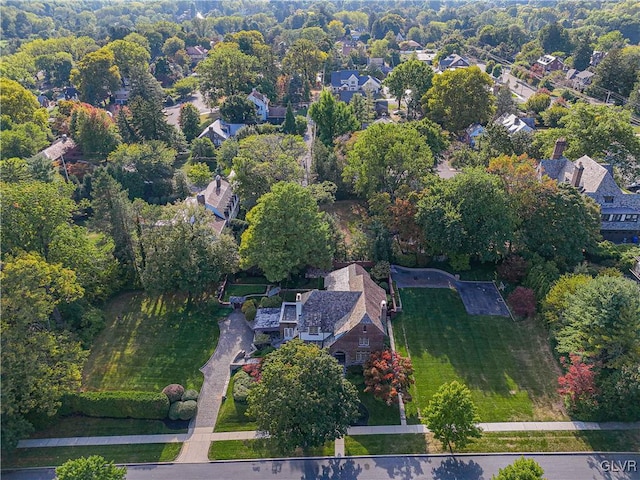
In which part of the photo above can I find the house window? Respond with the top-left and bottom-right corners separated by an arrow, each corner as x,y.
604,196 -> 614,203
309,326 -> 319,335
359,337 -> 369,347
601,214 -> 610,222
625,214 -> 639,222
355,351 -> 369,363
362,325 -> 367,333
284,328 -> 294,339
612,214 -> 622,222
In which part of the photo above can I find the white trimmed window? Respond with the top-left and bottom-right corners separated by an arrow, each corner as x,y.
355,351 -> 370,363
359,337 -> 369,347
284,328 -> 294,338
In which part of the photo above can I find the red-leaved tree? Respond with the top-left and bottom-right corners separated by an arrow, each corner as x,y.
497,255 -> 529,284
242,361 -> 263,382
507,286 -> 537,318
557,354 -> 599,416
363,350 -> 414,405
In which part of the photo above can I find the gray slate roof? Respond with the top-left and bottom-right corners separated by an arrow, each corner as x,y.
254,308 -> 282,331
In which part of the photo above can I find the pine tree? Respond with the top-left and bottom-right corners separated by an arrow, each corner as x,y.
282,102 -> 296,134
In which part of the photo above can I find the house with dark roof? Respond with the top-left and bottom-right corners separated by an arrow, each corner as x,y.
253,264 -> 388,366
538,140 -> 640,243
190,174 -> 240,234
186,45 -> 208,63
330,70 -> 381,103
535,55 -> 564,73
198,119 -> 245,146
437,54 -> 470,71
247,88 -> 269,121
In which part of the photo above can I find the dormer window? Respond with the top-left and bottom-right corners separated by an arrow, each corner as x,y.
362,325 -> 367,333
604,196 -> 614,203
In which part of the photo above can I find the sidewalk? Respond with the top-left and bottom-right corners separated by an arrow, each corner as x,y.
18,421 -> 640,449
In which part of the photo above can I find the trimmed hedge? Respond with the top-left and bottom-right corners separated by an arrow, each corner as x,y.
232,370 -> 252,404
61,391 -> 170,420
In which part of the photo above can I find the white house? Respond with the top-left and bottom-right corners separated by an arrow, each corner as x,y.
247,88 -> 270,121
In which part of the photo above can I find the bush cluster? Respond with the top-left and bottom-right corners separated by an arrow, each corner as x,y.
162,384 -> 185,403
61,391 -> 169,419
259,295 -> 283,308
242,299 -> 257,321
168,400 -> 197,421
232,370 -> 253,404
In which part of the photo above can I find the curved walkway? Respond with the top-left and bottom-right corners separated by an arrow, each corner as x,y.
175,310 -> 254,463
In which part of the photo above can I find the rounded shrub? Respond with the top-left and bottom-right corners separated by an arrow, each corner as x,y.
178,400 -> 198,420
243,303 -> 257,322
181,389 -> 199,402
168,401 -> 182,421
232,370 -> 253,404
162,384 -> 185,404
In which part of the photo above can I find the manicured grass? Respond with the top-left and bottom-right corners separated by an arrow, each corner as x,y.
345,434 -> 427,456
345,368 -> 400,426
209,439 -> 334,460
395,288 -> 565,422
457,430 -> 640,453
83,292 -> 229,392
222,284 -> 268,302
30,416 -> 187,439
233,275 -> 270,284
344,430 -> 640,455
214,376 -> 258,432
3,443 -> 182,468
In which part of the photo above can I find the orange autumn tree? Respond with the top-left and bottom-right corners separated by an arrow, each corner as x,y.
363,350 -> 415,405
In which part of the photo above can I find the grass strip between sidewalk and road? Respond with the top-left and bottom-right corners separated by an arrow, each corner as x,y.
344,430 -> 640,455
3,443 -> 182,469
209,439 -> 334,460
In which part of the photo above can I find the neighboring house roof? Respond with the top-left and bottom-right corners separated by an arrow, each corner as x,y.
267,105 -> 287,119
254,308 -> 282,331
200,176 -> 234,220
247,88 -> 267,104
496,113 -> 534,135
40,136 -> 77,160
575,71 -> 594,82
414,50 -> 437,63
438,54 -> 469,70
537,54 -> 558,66
186,45 -> 208,56
198,119 -> 244,141
565,68 -> 578,80
331,70 -> 359,87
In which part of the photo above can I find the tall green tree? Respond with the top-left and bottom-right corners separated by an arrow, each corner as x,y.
127,68 -> 174,144
416,168 -> 515,263
247,340 -> 359,453
220,94 -> 258,124
1,181 -> 76,259
70,103 -> 121,159
106,39 -> 151,78
187,162 -> 212,188
1,252 -> 86,450
196,43 -> 258,104
282,103 -> 296,134
309,89 -> 359,146
349,93 -> 375,128
424,381 -> 482,453
240,182 -> 333,282
383,59 -> 434,118
179,103 -> 201,142
422,66 -> 495,134
70,47 -> 121,106
0,78 -> 40,124
556,276 -> 640,369
343,122 -> 434,200
90,170 -> 139,283
282,39 -> 327,90
141,206 -> 239,301
55,455 -> 126,480
231,134 -> 305,210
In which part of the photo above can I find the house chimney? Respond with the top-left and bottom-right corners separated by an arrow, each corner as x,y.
196,194 -> 205,205
551,138 -> 567,160
215,174 -> 221,190
380,300 -> 388,321
62,134 -> 68,142
295,293 -> 302,319
572,161 -> 584,188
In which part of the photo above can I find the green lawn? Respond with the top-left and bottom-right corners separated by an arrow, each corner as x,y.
222,284 -> 268,302
209,439 -> 334,460
345,434 -> 427,456
345,368 -> 401,426
395,288 -> 565,422
344,430 -> 640,455
2,443 -> 182,469
214,376 -> 258,432
30,416 -> 187,439
458,430 -> 640,453
83,292 -> 229,392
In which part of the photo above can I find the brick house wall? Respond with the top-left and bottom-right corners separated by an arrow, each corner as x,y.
330,322 -> 386,366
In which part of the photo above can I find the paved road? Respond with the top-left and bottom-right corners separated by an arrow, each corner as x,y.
163,91 -> 213,127
4,454 -> 639,480
175,311 -> 254,463
500,69 -> 538,103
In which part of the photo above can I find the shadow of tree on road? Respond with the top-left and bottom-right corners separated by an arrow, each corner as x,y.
432,456 -> 484,480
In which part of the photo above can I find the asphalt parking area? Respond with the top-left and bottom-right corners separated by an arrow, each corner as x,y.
391,266 -> 511,318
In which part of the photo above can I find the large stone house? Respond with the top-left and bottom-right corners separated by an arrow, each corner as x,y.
190,175 -> 240,234
253,264 -> 388,366
538,140 -> 640,243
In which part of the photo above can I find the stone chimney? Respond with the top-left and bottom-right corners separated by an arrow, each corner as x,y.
296,293 -> 302,319
571,161 -> 584,188
380,300 -> 388,321
215,174 -> 221,190
196,194 -> 205,205
551,138 -> 567,160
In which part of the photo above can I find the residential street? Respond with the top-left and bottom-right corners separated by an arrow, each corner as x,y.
4,453 -> 639,480
163,91 -> 213,127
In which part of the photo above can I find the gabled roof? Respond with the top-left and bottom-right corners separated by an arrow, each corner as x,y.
40,136 -> 77,160
331,70 -> 360,87
565,68 -> 578,80
496,113 -> 534,135
574,155 -> 617,195
537,54 -> 558,65
575,71 -> 594,81
201,176 -> 234,219
325,264 -> 387,337
247,88 -> 268,104
297,290 -> 361,331
439,54 -> 469,69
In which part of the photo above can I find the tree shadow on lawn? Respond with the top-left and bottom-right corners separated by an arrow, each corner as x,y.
84,292 -> 227,392
397,288 -> 562,420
